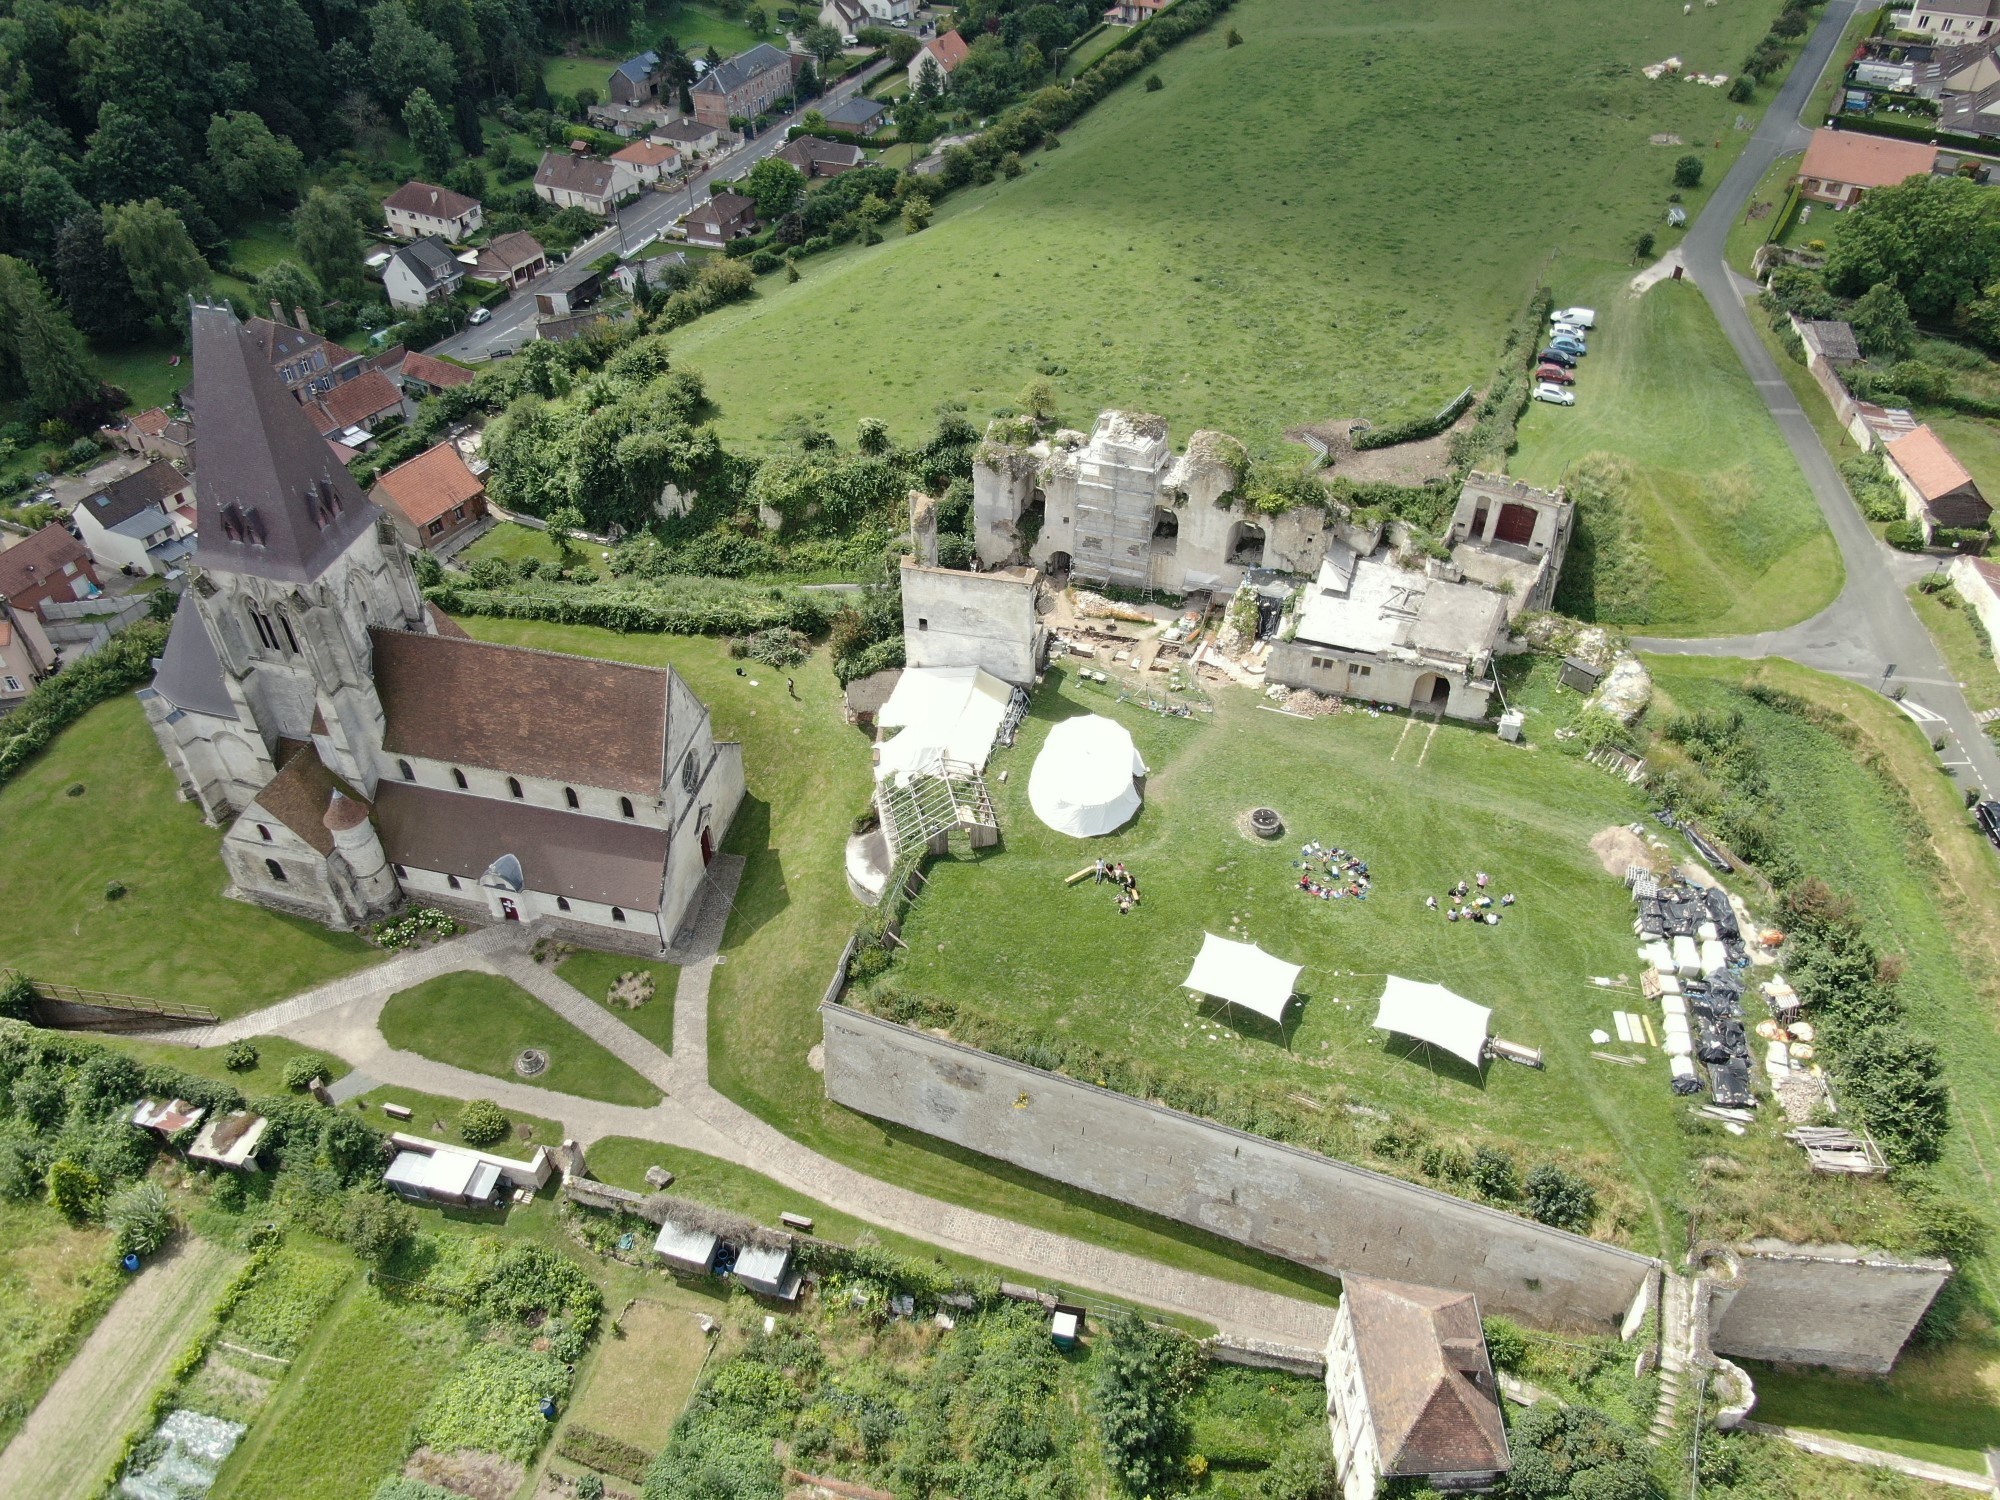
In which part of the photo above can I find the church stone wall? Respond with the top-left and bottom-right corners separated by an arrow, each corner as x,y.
821,1003 -> 1659,1332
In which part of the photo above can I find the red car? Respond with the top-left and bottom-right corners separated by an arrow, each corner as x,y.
1535,363 -> 1575,385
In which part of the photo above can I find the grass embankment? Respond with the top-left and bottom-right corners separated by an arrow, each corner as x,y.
379,970 -> 664,1109
1513,277 -> 1841,636
1909,583 -> 2000,717
0,1200 -> 122,1453
558,951 -> 682,1054
667,0 -> 1790,452
454,616 -> 1343,1306
95,1035 -> 351,1091
0,696 -> 382,1015
1745,1344 -> 2000,1473
1723,151 -> 1808,278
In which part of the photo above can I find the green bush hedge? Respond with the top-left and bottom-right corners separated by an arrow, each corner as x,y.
424,579 -> 838,637
1352,386 -> 1476,451
0,618 -> 168,790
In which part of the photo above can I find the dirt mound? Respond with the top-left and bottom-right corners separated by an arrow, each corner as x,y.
407,1446 -> 525,1500
1590,825 -> 1653,878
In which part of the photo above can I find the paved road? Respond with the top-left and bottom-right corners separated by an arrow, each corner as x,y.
158,867 -> 1336,1349
1636,0 -> 2000,797
432,59 -> 893,362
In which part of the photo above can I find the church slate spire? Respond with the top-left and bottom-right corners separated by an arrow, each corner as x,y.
190,302 -> 383,584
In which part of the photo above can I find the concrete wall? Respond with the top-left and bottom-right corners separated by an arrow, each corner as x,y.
1705,1243 -> 1951,1375
1948,557 -> 2000,662
901,560 -> 1044,685
820,1003 -> 1659,1331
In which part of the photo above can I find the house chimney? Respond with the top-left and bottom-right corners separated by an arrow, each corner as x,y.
294,306 -> 314,335
910,489 -> 939,567
269,299 -> 289,327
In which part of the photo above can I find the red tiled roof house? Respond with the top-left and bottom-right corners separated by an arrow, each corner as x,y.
1795,129 -> 1939,208
1883,423 -> 1992,537
370,442 -> 488,550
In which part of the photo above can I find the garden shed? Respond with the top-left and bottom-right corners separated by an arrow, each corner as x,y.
733,1242 -> 800,1300
654,1218 -> 721,1274
188,1111 -> 268,1170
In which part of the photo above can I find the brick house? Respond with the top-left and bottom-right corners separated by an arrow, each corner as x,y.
691,44 -> 802,128
244,312 -> 363,404
1883,423 -> 1993,537
0,522 -> 102,616
120,407 -> 196,465
1795,129 -> 1939,208
371,442 -> 489,550
383,182 -> 484,241
306,369 -> 409,442
682,190 -> 759,247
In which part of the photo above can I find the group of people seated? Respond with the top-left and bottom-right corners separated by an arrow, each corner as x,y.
1093,859 -> 1143,915
1425,872 -> 1516,926
1295,839 -> 1370,902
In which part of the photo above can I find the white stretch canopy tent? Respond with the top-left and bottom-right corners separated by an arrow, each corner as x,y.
1180,933 -> 1303,1023
1371,976 -> 1491,1068
875,666 -> 1013,784
1029,714 -> 1148,837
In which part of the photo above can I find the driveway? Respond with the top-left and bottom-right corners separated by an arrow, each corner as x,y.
433,58 -> 893,363
1639,0 -> 2000,798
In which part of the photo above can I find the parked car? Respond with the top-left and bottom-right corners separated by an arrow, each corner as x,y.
1551,336 -> 1587,356
1533,382 -> 1576,406
1538,348 -> 1578,368
489,345 -> 515,359
1552,322 -> 1589,341
1977,799 -> 2000,851
1535,364 -> 1575,384
468,307 -> 492,325
1553,306 -> 1597,328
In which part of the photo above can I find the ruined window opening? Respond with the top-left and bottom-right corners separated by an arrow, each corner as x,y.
1152,507 -> 1179,541
452,768 -> 468,789
264,858 -> 286,882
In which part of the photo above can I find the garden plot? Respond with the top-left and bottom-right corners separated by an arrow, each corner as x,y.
558,1295 -> 714,1481
120,1410 -> 246,1500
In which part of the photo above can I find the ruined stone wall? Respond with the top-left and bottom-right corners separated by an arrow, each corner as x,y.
901,560 -> 1044,685
1706,1245 -> 1950,1375
821,1003 -> 1659,1331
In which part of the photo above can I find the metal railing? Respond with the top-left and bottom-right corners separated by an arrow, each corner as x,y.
5,971 -> 219,1024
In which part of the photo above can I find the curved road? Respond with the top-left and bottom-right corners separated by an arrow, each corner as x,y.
1633,0 -> 2000,798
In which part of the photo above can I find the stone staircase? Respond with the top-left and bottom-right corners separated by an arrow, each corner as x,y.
1648,1273 -> 1696,1448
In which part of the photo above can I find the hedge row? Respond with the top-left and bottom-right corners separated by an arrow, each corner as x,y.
423,581 -> 839,637
1831,111 -> 1988,153
1352,386 -> 1476,451
0,617 -> 168,791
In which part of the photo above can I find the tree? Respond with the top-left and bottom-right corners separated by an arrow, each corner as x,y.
224,1039 -> 260,1070
913,53 -> 945,104
1633,229 -> 1656,261
458,1097 -> 511,1146
1259,1428 -> 1335,1500
1824,173 -> 2000,322
0,257 -> 102,417
46,1159 -> 102,1222
18,165 -> 88,269
548,503 -> 586,560
1091,1311 -> 1203,1497
1849,280 -> 1918,360
857,416 -> 890,453
1728,74 -> 1754,102
53,210 -> 145,343
902,192 -> 932,233
292,186 -> 366,291
1672,154 -> 1704,188
801,21 -> 844,70
1017,376 -> 1058,421
368,0 -> 459,110
887,31 -> 922,66
1842,1025 -> 1950,1163
402,87 -> 455,181
1226,26 -> 1243,45
745,4 -> 766,31
340,1190 -> 417,1261
283,1052 -> 333,1089
744,156 -> 804,220
103,199 -> 208,325
794,59 -> 820,99
1523,1163 -> 1595,1232
1504,1405 -> 1656,1500
255,260 -> 323,328
83,102 -> 186,207
205,110 -> 305,221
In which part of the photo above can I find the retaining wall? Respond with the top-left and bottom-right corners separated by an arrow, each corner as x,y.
821,1003 -> 1660,1331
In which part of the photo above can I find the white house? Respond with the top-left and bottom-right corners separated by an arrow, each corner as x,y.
908,29 -> 969,89
610,138 -> 681,186
71,458 -> 195,577
820,0 -> 869,36
383,236 -> 464,312
1326,1278 -> 1511,1500
535,152 -> 639,215
860,0 -> 913,24
383,181 -> 484,241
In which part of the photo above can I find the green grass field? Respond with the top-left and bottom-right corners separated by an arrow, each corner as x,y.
210,1279 -> 469,1500
1744,1347 -> 2000,1473
350,1083 -> 567,1150
665,0 -> 1793,453
95,1035 -> 350,1092
872,665 -> 1681,1251
0,697 -> 383,1015
557,951 -> 681,1054
0,1200 -> 121,1454
453,617 -> 1344,1305
379,970 -> 663,1108
1511,278 -> 1842,635
460,519 -> 570,570
1910,584 -> 2000,717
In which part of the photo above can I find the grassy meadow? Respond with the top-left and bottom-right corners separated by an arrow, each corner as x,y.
0,1200 -> 121,1453
666,0 -> 1796,453
0,696 -> 382,1015
558,950 -> 683,1054
379,970 -> 664,1108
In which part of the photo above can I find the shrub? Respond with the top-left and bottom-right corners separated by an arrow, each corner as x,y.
106,1179 -> 171,1257
224,1040 -> 260,1072
0,974 -> 33,1022
1145,73 -> 1163,90
281,1054 -> 331,1091
1672,155 -> 1704,188
1469,1146 -> 1520,1201
1524,1163 -> 1595,1231
733,627 -> 810,668
103,879 -> 126,901
1258,1428 -> 1335,1499
1481,1317 -> 1529,1370
1728,74 -> 1753,102
47,1159 -> 103,1221
1226,26 -> 1243,44
578,1476 -> 605,1500
341,1191 -> 417,1262
561,1426 -> 654,1484
458,1098 -> 511,1147
1092,1310 -> 1204,1496
1886,519 -> 1927,551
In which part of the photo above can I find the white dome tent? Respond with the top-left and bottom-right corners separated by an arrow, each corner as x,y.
1029,714 -> 1148,838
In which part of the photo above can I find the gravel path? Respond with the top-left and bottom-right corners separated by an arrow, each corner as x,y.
0,1236 -> 241,1500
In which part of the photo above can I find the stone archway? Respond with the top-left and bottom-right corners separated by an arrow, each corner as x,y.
1411,673 -> 1451,713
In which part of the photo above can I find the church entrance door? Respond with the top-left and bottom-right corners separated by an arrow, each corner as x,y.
499,897 -> 519,920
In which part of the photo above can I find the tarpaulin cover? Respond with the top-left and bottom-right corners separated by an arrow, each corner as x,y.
1371,975 -> 1492,1068
875,666 -> 1013,784
1181,933 -> 1303,1023
1028,713 -> 1148,838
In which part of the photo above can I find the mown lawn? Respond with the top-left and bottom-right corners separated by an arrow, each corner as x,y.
876,665 -> 1682,1253
460,518 -> 570,570
95,1034 -> 351,1093
665,0 -> 1793,453
349,1083 -> 567,1151
558,950 -> 681,1054
1745,1345 -> 2000,1473
379,970 -> 663,1109
210,1280 -> 469,1500
1513,277 -> 1842,636
452,616 -> 1343,1306
0,696 -> 382,1016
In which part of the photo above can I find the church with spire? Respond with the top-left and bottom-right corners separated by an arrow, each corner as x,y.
140,303 -> 744,952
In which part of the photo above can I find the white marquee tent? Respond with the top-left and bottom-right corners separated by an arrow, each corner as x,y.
875,666 -> 1013,785
1371,976 -> 1492,1068
1180,933 -> 1303,1024
1028,714 -> 1148,837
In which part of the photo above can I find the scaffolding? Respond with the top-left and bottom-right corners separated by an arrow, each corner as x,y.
877,758 -> 1001,862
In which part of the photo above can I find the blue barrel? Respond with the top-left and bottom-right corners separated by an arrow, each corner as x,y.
540,1397 -> 558,1421
122,1253 -> 141,1272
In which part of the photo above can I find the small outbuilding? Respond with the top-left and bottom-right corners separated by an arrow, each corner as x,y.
733,1242 -> 800,1300
654,1217 -> 721,1274
131,1097 -> 206,1135
385,1144 -> 502,1207
1558,656 -> 1603,694
189,1111 -> 269,1170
